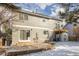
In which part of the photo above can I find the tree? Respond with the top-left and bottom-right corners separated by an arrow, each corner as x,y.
58,3 -> 79,41
0,3 -> 20,45
56,3 -> 70,19
58,4 -> 79,22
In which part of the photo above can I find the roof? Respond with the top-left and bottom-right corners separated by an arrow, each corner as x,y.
16,9 -> 62,21
17,9 -> 62,21
0,3 -> 62,21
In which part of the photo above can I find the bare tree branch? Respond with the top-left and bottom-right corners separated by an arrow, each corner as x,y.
0,15 -> 16,25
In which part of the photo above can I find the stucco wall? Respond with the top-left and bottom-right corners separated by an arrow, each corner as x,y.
12,12 -> 59,43
12,28 -> 20,45
0,4 -> 64,45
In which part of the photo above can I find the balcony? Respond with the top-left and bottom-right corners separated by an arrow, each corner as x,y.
54,29 -> 68,34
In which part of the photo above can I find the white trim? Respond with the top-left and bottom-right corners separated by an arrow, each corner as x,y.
12,25 -> 53,31
18,40 -> 31,42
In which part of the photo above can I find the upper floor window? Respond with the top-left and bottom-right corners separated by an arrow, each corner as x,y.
43,31 -> 48,35
61,24 -> 63,27
19,13 -> 28,20
43,19 -> 46,22
24,14 -> 28,20
19,13 -> 23,20
55,23 -> 60,29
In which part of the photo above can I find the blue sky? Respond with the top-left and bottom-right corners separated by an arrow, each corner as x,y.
15,3 -> 79,18
15,3 -> 61,17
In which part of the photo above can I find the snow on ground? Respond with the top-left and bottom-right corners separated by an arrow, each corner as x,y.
22,42 -> 79,56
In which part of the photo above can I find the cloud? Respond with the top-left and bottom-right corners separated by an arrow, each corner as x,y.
15,3 -> 64,18
50,6 -> 65,17
50,6 -> 58,17
50,11 -> 57,17
37,3 -> 52,9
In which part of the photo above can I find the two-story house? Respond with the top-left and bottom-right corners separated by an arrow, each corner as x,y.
0,3 -> 68,46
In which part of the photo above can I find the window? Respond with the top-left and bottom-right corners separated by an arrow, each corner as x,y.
19,13 -> 28,20
56,24 -> 60,29
20,30 -> 30,40
24,14 -> 28,20
43,31 -> 48,35
55,23 -> 60,29
20,30 -> 26,40
55,23 -> 58,29
26,30 -> 30,37
19,13 -> 23,20
31,29 -> 32,31
43,19 -> 46,22
61,25 -> 63,27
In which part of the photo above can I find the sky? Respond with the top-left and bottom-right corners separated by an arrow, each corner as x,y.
15,3 -> 63,18
15,3 -> 79,18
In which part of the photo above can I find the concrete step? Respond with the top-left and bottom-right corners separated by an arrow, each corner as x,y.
5,43 -> 54,56
5,46 -> 52,56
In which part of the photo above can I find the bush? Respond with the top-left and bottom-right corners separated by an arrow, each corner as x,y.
69,36 -> 77,41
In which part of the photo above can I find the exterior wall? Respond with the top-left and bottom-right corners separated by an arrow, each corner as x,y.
12,28 -> 20,45
12,11 -> 69,44
12,14 -> 56,29
12,26 -> 55,43
0,4 -> 65,45
12,12 -> 58,44
28,15 -> 56,29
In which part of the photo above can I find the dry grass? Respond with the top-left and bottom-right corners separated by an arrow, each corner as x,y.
14,41 -> 54,50
0,48 -> 5,55
15,42 -> 34,46
0,42 -> 2,46
5,41 -> 54,56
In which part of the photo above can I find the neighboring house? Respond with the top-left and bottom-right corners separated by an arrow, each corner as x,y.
64,23 -> 74,36
64,22 -> 79,41
64,11 -> 79,41
0,3 -> 68,46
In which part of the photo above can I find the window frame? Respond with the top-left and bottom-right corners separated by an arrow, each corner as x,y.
20,30 -> 30,40
19,13 -> 23,20
19,13 -> 28,20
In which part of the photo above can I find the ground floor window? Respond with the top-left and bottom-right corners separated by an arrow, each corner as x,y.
20,30 -> 30,40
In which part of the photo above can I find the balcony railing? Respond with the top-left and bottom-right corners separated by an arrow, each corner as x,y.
54,29 -> 68,34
